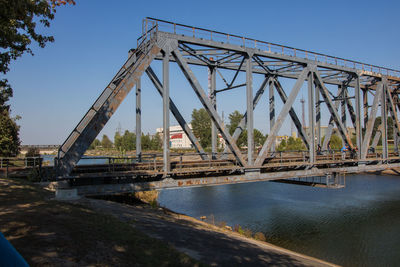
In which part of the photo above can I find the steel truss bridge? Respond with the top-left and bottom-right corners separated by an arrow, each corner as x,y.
54,18 -> 400,195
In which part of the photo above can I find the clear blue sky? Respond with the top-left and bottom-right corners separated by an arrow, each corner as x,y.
6,0 -> 400,145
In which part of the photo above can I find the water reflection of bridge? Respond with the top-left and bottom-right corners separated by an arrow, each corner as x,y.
52,18 -> 400,197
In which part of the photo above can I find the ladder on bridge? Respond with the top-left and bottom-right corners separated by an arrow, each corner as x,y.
55,29 -> 160,177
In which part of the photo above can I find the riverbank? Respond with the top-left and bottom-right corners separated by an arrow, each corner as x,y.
1,177 -> 338,266
0,178 -> 199,266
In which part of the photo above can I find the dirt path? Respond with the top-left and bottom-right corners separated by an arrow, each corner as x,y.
0,178 -> 199,266
79,197 -> 339,267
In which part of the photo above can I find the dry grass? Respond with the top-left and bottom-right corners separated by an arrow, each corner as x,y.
0,178 -> 201,267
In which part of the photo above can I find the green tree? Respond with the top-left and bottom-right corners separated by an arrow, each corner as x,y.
114,132 -> 122,150
322,134 -> 342,150
227,110 -> 247,147
101,134 -> 113,149
286,137 -> 305,151
254,129 -> 266,147
89,138 -> 101,150
0,110 -> 20,156
150,133 -> 162,150
1,0 -> 75,94
120,130 -> 135,151
0,0 -> 74,157
191,108 -> 211,148
371,116 -> 394,145
141,134 -> 151,150
277,139 -> 286,151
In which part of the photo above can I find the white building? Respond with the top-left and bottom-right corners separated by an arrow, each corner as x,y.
156,125 -> 193,149
156,125 -> 227,149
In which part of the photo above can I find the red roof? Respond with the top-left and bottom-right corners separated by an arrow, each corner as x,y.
171,133 -> 183,139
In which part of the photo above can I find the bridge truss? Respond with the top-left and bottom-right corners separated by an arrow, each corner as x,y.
55,18 -> 400,192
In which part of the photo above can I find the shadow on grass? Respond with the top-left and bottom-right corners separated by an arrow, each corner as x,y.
0,178 -> 201,266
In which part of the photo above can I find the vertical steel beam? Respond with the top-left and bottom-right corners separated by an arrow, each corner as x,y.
361,82 -> 383,159
210,66 -> 217,159
145,67 -> 208,160
382,79 -> 388,160
315,80 -> 321,146
163,49 -> 170,173
340,84 -> 347,147
308,69 -> 316,163
255,67 -> 309,166
343,89 -> 357,128
354,75 -> 362,159
136,79 -> 142,161
246,53 -> 254,165
363,88 -> 369,131
269,78 -> 276,152
172,48 -> 247,167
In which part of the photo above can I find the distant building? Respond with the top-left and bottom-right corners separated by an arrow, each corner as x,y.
156,125 -> 226,149
156,125 -> 193,149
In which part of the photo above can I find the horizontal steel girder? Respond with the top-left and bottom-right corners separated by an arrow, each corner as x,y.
154,32 -> 400,89
69,162 -> 400,196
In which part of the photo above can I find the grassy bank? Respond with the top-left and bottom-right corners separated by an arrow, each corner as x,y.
0,177 -> 201,266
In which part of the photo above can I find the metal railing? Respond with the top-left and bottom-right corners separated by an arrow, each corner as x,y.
143,17 -> 400,78
0,157 -> 43,178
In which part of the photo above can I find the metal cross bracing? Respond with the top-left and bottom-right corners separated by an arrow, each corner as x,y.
55,17 -> 400,187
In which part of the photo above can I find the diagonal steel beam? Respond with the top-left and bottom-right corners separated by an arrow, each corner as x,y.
255,67 -> 309,166
361,82 -> 383,159
172,48 -> 247,167
343,88 -> 357,128
322,86 -> 345,150
381,80 -> 388,159
371,123 -> 383,150
273,78 -> 310,149
314,70 -> 354,148
146,67 -> 208,160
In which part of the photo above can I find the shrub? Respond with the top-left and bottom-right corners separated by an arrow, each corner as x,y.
243,228 -> 253,238
133,190 -> 159,204
254,232 -> 266,242
25,147 -> 40,157
217,221 -> 227,228
27,168 -> 41,182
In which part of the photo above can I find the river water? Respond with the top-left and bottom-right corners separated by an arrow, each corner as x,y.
158,174 -> 400,266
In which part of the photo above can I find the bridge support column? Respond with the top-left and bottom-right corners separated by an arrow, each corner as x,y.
209,66 -> 217,159
308,68 -> 316,163
354,74 -> 362,159
269,77 -> 275,152
340,84 -> 347,147
246,53 -> 254,165
316,79 -> 321,146
163,48 -> 171,174
136,78 -> 142,162
363,88 -> 369,134
382,78 -> 388,160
